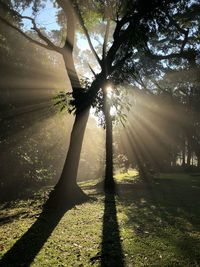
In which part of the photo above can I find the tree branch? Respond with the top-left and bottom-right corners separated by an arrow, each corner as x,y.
72,1 -> 102,68
102,19 -> 110,60
56,0 -> 75,52
88,64 -> 97,77
21,15 -> 62,53
0,16 -> 49,50
135,73 -> 153,94
150,78 -> 166,93
167,13 -> 189,53
167,13 -> 188,35
145,43 -> 190,61
107,15 -> 139,71
180,30 -> 189,53
110,52 -> 132,73
0,2 -> 62,53
56,0 -> 81,89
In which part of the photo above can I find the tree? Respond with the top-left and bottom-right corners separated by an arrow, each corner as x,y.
1,0 -> 199,205
115,0 -> 200,173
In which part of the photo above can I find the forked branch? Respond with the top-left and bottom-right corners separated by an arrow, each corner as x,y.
102,19 -> 110,60
0,2 -> 62,53
71,0 -> 102,68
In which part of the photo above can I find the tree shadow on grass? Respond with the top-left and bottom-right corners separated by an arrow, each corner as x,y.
117,174 -> 200,265
100,191 -> 125,267
0,190 -> 89,267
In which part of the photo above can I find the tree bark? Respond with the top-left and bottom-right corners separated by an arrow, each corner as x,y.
57,108 -> 90,189
187,141 -> 192,166
45,0 -> 91,206
182,139 -> 186,167
196,151 -> 200,169
103,91 -> 115,191
46,108 -> 90,207
198,155 -> 200,169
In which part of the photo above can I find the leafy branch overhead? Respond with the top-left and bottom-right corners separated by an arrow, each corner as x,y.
53,78 -> 91,114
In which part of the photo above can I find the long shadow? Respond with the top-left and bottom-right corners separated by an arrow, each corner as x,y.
0,194 -> 88,267
117,175 -> 200,265
101,191 -> 124,267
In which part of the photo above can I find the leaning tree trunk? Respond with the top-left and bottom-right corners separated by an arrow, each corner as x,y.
46,0 -> 91,207
57,110 -> 89,185
46,108 -> 90,207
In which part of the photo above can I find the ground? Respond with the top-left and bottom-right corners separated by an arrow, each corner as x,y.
0,171 -> 200,266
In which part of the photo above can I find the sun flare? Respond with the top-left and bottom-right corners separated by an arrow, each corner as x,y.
106,86 -> 113,99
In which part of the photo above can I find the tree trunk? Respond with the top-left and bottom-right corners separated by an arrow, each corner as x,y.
58,109 -> 90,187
191,154 -> 194,166
187,142 -> 192,166
46,108 -> 90,207
196,152 -> 200,169
44,1 -> 90,207
104,92 -> 115,191
198,156 -> 200,169
182,139 -> 186,167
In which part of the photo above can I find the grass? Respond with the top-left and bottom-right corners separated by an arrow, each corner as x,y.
0,172 -> 200,266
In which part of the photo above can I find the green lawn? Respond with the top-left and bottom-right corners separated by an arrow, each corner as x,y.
0,172 -> 200,266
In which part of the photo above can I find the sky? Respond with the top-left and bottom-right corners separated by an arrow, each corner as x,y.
22,0 -> 60,31
19,0 -> 109,82
21,0 -> 91,51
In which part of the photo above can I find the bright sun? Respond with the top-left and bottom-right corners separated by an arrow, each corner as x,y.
110,106 -> 117,116
106,86 -> 113,99
105,86 -> 118,116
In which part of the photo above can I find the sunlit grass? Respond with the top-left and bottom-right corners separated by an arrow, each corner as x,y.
0,172 -> 200,266
114,169 -> 139,181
